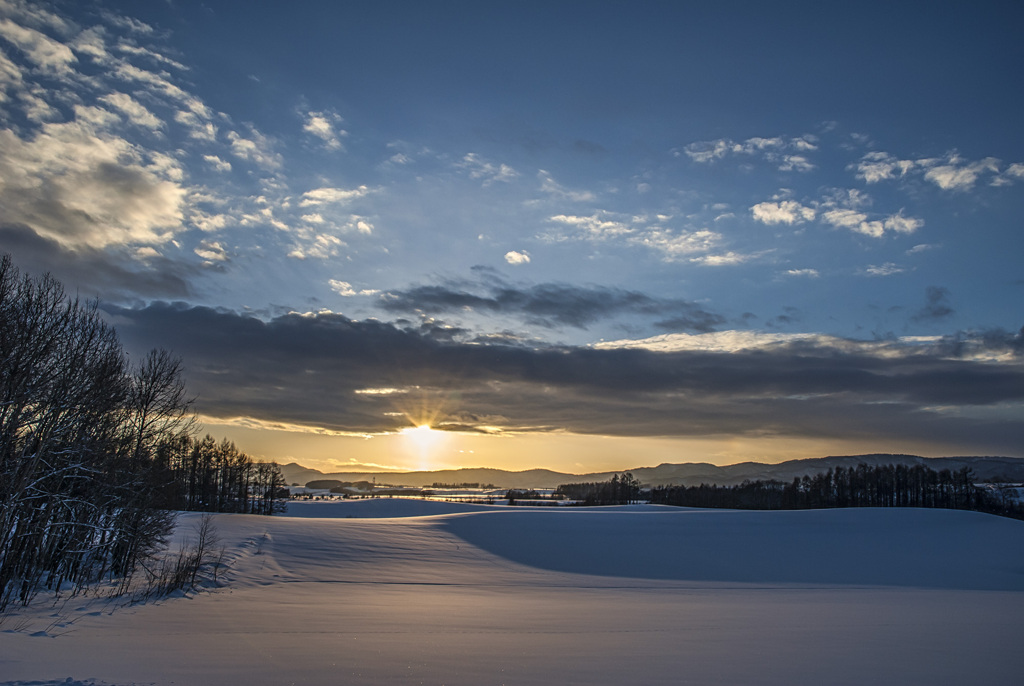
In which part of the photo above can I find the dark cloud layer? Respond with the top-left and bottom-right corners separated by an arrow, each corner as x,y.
103,303 -> 1024,453
1,225 -> 198,300
380,282 -> 726,332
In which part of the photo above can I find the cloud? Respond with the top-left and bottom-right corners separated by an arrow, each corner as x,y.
537,170 -> 597,202
302,109 -> 346,150
631,228 -> 722,261
779,155 -> 815,172
689,251 -> 765,267
103,304 -> 1024,452
922,156 -> 1000,191
545,213 -> 724,263
0,17 -> 76,73
202,154 -> 231,172
112,62 -> 190,103
750,200 -> 816,225
0,224 -> 196,299
853,151 -> 915,183
546,213 -> 634,240
863,263 -> 907,277
114,42 -> 188,71
194,239 -> 228,263
226,127 -> 282,169
0,117 -> 187,248
329,280 -> 379,297
820,207 -> 921,239
913,286 -> 954,322
504,250 -> 530,265
286,232 -> 345,260
1003,163 -> 1024,180
99,91 -> 163,129
0,46 -> 25,98
681,134 -> 818,170
785,269 -> 820,278
458,153 -> 518,185
379,281 -> 725,332
300,186 -> 370,206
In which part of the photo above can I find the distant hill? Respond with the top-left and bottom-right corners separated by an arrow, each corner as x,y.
280,454 -> 1024,490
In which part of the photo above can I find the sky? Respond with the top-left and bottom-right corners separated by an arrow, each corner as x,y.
1,0 -> 1022,474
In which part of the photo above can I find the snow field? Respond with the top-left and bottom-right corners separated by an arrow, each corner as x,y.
2,499 -> 1023,685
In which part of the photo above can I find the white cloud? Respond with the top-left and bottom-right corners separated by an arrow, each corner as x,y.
682,134 -> 817,170
176,113 -> 216,141
819,209 -> 868,236
105,14 -> 155,35
864,263 -> 906,277
113,62 -> 189,103
922,155 -> 1000,191
779,155 -> 815,172
546,213 -> 634,240
785,269 -> 820,278
115,42 -> 188,71
202,154 -> 231,173
300,186 -> 370,206
329,280 -> 378,297
681,138 -> 736,162
853,151 -> 915,183
227,128 -> 282,169
504,250 -> 531,265
194,239 -> 228,262
594,331 -> 967,359
0,47 -> 25,100
750,200 -> 815,225
883,211 -> 923,234
817,197 -> 920,239
631,228 -> 721,261
595,330 -> 827,353
99,91 -> 162,129
537,170 -> 597,202
689,251 -> 761,266
70,26 -> 112,63
19,89 -> 58,121
72,103 -> 119,128
459,153 -> 518,185
0,18 -> 76,73
907,243 -> 940,255
0,114 -> 187,248
189,209 -> 230,233
1005,163 -> 1024,179
303,110 -> 346,151
288,233 -> 345,260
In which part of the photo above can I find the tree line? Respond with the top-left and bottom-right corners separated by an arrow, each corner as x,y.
1,255 -> 283,611
554,472 -> 642,505
650,462 -> 1023,518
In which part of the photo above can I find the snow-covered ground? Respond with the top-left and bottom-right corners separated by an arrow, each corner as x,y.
3,499 -> 1024,685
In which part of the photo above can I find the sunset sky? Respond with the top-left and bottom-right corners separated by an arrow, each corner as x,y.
2,0 -> 1022,473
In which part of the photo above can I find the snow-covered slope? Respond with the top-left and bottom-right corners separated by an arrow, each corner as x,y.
3,500 -> 1023,685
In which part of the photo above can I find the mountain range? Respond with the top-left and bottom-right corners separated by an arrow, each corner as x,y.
280,454 -> 1024,490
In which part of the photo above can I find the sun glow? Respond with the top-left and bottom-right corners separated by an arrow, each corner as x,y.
400,424 -> 447,470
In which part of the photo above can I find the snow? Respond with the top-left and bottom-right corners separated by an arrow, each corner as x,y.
2,499 -> 1024,685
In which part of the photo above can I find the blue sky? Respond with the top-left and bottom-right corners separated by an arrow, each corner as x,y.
2,0 -> 1022,472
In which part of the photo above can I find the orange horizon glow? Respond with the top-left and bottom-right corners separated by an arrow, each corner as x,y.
193,417 -> 1001,477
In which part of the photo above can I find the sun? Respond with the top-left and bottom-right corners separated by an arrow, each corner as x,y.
400,424 -> 447,469
401,424 -> 442,448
